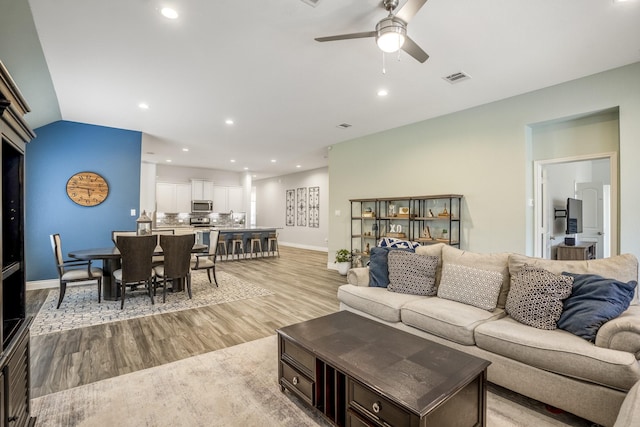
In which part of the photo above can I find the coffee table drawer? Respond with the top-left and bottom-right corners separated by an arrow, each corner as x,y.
282,338 -> 315,376
281,362 -> 315,405
348,379 -> 412,426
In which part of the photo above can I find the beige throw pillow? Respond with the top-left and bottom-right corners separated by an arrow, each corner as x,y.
441,245 -> 511,308
437,263 -> 504,311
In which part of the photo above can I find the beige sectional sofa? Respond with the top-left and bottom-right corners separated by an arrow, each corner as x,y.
338,243 -> 640,427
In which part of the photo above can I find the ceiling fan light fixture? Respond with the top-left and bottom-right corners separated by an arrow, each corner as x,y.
376,17 -> 406,53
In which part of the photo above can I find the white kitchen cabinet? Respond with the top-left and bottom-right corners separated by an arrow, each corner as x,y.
176,183 -> 192,213
191,179 -> 214,200
212,186 -> 244,212
156,182 -> 177,213
156,182 -> 192,213
227,187 -> 243,212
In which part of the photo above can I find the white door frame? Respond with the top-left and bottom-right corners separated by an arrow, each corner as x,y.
533,152 -> 618,258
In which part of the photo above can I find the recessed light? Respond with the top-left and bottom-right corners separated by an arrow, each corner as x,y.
166,159 -> 172,163
296,165 -> 301,168
225,119 -> 234,125
161,7 -> 179,19
138,103 -> 149,109
230,159 -> 236,163
182,148 -> 189,152
377,89 -> 388,97
271,159 -> 277,163
243,167 -> 249,170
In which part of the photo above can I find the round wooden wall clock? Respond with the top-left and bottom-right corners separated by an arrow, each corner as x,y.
66,171 -> 109,206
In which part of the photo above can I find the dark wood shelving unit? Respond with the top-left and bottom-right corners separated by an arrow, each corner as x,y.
1,61 -> 36,427
350,195 -> 463,257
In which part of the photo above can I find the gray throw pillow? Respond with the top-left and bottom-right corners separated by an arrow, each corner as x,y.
387,251 -> 438,296
506,264 -> 574,330
437,263 -> 504,311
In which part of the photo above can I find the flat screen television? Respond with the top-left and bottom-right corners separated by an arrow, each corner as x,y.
566,198 -> 583,234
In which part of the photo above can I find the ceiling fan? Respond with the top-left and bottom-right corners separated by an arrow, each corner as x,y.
315,0 -> 429,63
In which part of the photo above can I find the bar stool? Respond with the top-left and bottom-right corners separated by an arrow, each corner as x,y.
266,232 -> 279,257
230,233 -> 245,260
248,233 -> 263,258
217,234 -> 228,261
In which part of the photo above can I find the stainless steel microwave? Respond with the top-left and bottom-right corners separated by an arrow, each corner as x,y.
191,200 -> 213,213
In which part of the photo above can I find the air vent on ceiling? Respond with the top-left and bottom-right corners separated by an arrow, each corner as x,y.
300,0 -> 321,7
337,123 -> 352,129
443,71 -> 471,84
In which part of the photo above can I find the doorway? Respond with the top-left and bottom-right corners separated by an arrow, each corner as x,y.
534,153 -> 617,259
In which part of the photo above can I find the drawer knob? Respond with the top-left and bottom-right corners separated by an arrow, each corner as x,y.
292,376 -> 299,385
372,401 -> 381,414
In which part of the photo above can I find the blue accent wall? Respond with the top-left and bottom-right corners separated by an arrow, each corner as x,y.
25,121 -> 142,281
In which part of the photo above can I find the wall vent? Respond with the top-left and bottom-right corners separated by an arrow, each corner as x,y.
337,123 -> 352,129
443,71 -> 471,84
300,0 -> 321,7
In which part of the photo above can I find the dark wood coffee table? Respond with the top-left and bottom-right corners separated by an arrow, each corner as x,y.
277,311 -> 490,427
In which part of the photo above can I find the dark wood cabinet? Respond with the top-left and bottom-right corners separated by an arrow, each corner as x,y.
556,242 -> 596,260
1,61 -> 36,427
278,312 -> 489,427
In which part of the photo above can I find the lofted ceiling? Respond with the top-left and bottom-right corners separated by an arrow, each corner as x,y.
1,0 -> 640,179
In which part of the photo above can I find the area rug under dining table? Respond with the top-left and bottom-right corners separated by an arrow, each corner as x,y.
30,335 -> 593,427
31,270 -> 274,336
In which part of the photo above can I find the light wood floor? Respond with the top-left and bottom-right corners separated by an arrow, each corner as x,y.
27,246 -> 343,399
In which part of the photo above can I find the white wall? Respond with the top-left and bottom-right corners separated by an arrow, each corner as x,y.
254,167 -> 328,251
328,62 -> 640,262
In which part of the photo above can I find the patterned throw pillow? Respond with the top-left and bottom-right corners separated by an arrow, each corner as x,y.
506,264 -> 574,330
387,251 -> 438,296
437,263 -> 504,311
378,237 -> 421,250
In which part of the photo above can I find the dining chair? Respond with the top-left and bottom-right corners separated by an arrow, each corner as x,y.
190,230 -> 219,286
50,233 -> 104,309
154,234 -> 195,302
113,234 -> 157,309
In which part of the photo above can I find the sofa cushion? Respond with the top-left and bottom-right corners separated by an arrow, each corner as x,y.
475,316 -> 640,391
369,247 -> 413,288
337,284 -> 427,323
437,263 -> 504,311
441,245 -> 511,308
505,265 -> 574,330
558,272 -> 637,342
401,297 -> 506,345
387,251 -> 438,296
509,253 -> 639,305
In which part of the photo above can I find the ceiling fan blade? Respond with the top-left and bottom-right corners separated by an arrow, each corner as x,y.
401,36 -> 429,63
315,31 -> 376,42
395,0 -> 428,24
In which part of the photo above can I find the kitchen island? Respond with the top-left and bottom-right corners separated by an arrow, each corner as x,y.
196,227 -> 280,259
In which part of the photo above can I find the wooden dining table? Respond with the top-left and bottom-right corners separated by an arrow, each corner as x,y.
69,244 -> 207,301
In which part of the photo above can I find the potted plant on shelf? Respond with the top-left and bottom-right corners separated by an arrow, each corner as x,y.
335,249 -> 352,276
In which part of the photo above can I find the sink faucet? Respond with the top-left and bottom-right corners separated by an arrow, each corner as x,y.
229,210 -> 233,215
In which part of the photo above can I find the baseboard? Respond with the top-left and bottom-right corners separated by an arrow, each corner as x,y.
27,279 -> 94,291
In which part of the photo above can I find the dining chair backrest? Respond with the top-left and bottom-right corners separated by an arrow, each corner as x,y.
112,230 -> 136,245
159,234 -> 195,279
207,230 -> 220,256
50,233 -> 64,275
115,235 -> 156,283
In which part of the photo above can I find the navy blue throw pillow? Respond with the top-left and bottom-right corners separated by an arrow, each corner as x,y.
557,272 -> 637,342
369,247 -> 414,288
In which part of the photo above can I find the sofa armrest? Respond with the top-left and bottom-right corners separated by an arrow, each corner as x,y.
347,267 -> 370,287
596,305 -> 640,359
